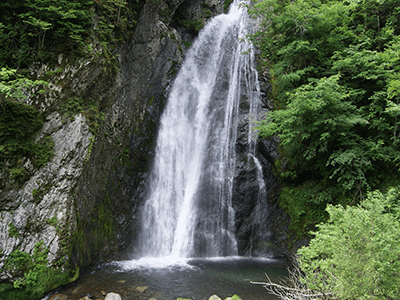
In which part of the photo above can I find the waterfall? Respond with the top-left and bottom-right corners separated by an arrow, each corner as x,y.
139,0 -> 261,258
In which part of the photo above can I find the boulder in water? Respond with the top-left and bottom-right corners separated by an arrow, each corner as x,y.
105,292 -> 122,300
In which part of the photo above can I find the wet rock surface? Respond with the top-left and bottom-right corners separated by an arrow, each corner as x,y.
231,58 -> 293,260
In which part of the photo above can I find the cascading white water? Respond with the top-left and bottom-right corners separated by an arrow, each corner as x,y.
139,0 -> 261,258
244,32 -> 271,254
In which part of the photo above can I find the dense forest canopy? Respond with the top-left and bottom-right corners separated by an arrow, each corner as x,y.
0,0 -> 140,69
250,0 -> 400,298
249,0 -> 400,235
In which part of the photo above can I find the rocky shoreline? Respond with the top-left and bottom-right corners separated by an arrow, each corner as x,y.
47,289 -> 242,300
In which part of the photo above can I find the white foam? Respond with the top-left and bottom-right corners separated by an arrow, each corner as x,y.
110,256 -> 196,270
197,256 -> 277,262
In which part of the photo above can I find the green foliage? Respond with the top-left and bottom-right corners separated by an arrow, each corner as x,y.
224,0 -> 234,13
0,0 -> 145,78
0,0 -> 144,180
0,0 -> 94,68
60,96 -> 105,135
251,0 -> 400,234
2,242 -> 73,298
258,74 -> 371,190
183,41 -> 193,48
227,295 -> 241,300
46,216 -> 58,226
9,167 -> 29,183
32,188 -> 41,202
0,68 -> 48,100
60,96 -> 84,120
298,187 -> 400,299
0,68 -> 54,177
0,97 -> 55,177
36,137 -> 55,167
0,98 -> 41,166
32,182 -> 52,203
7,223 -> 19,238
0,283 -> 14,293
0,285 -> 39,300
84,104 -> 106,135
0,98 -> 43,142
202,6 -> 212,19
279,180 -> 351,238
178,18 -> 204,34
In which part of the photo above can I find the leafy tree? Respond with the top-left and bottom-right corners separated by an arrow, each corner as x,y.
0,0 -> 93,68
0,67 -> 47,99
249,0 -> 400,234
298,187 -> 400,299
0,68 -> 54,173
258,74 -> 370,190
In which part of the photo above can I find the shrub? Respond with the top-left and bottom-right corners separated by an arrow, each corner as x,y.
3,242 -> 73,298
298,187 -> 400,299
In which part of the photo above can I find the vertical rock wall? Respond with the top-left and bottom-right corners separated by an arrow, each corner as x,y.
71,0 -> 190,265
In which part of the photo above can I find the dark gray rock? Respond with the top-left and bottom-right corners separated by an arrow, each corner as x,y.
231,55 -> 295,260
70,0 -> 225,267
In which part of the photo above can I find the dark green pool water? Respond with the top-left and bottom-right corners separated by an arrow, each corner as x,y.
47,257 -> 288,300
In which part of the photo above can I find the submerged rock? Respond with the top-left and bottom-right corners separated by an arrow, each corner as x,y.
48,294 -> 69,300
135,286 -> 148,293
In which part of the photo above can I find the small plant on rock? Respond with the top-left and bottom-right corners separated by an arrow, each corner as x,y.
7,223 -> 19,238
3,241 -> 72,298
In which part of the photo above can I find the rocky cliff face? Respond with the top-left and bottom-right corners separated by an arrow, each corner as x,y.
0,0 -> 228,286
231,58 -> 290,259
0,112 -> 92,272
0,0 -> 293,292
71,0 -> 227,266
